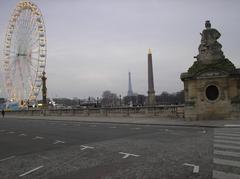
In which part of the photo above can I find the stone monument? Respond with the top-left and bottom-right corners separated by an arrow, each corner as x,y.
147,48 -> 156,106
127,72 -> 134,97
181,21 -> 240,120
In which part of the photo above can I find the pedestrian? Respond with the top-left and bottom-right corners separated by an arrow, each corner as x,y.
1,110 -> 5,119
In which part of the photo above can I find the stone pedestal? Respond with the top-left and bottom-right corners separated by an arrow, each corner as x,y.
181,70 -> 240,120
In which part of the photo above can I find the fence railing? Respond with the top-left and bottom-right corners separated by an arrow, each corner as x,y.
7,105 -> 184,118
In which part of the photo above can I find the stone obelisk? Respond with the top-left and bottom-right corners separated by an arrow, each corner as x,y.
147,48 -> 155,105
127,72 -> 134,96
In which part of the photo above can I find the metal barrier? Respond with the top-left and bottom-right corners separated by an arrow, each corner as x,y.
6,105 -> 184,118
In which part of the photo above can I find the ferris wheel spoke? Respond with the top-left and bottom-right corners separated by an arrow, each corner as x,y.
30,50 -> 40,54
24,57 -> 36,66
27,62 -> 38,72
28,40 -> 39,49
31,57 -> 41,61
7,50 -> 18,54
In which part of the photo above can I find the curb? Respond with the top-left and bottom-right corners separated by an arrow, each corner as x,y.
5,116 -> 227,128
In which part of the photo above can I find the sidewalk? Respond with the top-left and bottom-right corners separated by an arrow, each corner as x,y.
5,115 -> 240,128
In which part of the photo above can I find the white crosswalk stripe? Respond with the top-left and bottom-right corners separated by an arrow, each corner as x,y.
214,132 -> 240,137
213,128 -> 240,179
214,139 -> 240,145
214,135 -> 240,141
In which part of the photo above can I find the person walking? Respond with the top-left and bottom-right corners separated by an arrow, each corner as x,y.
1,110 -> 5,119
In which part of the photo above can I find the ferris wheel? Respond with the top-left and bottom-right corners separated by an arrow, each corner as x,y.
3,0 -> 47,106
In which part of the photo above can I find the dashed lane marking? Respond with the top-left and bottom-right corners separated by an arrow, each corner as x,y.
7,131 -> 15,134
119,152 -> 140,159
0,156 -> 15,162
53,140 -> 65,144
37,155 -> 49,160
183,163 -> 199,173
80,145 -> 95,150
33,136 -> 44,140
18,133 -> 27,137
131,128 -> 141,130
89,125 -> 97,127
109,126 -> 117,129
19,166 -> 44,177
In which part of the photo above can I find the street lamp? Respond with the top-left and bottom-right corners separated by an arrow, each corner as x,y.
119,94 -> 122,107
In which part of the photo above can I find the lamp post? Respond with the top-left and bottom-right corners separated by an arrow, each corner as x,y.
97,97 -> 99,108
41,71 -> 47,109
119,95 -> 122,107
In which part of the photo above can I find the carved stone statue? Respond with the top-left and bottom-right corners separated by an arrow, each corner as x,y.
196,20 -> 225,63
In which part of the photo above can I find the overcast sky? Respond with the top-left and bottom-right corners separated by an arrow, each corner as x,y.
0,0 -> 240,99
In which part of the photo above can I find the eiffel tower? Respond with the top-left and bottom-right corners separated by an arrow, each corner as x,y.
127,72 -> 134,96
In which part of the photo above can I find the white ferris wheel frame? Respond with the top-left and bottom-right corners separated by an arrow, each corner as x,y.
3,0 -> 47,106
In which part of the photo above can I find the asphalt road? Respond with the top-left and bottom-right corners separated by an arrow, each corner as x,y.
0,117 -> 238,179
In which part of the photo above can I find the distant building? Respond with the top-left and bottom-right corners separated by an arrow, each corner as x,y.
123,94 -> 146,106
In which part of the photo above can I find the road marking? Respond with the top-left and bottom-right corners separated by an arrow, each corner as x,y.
214,144 -> 240,150
131,128 -> 141,130
216,131 -> 240,135
224,124 -> 240,127
33,136 -> 44,140
216,129 -> 240,132
213,170 -> 240,179
109,126 -> 117,129
19,166 -> 44,177
89,125 -> 97,127
183,163 -> 199,173
215,135 -> 240,141
119,152 -> 140,159
7,131 -> 15,134
19,133 -> 27,136
214,158 -> 240,168
214,139 -> 240,145
37,155 -> 49,160
165,129 -> 169,132
214,150 -> 240,158
80,145 -> 95,150
0,156 -> 15,162
53,140 -> 65,144
215,133 -> 240,137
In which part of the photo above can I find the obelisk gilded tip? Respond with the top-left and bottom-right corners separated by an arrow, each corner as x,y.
148,48 -> 152,54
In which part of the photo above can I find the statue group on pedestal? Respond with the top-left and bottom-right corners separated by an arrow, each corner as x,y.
196,20 -> 225,63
